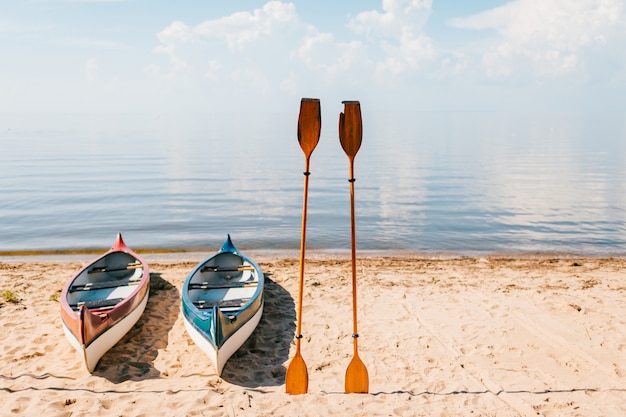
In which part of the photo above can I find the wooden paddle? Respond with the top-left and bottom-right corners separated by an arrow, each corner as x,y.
285,98 -> 321,395
339,100 -> 369,394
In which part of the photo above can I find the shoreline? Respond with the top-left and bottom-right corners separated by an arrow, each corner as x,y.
2,248 -> 625,263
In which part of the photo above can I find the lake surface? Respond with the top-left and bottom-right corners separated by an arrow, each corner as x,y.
1,110 -> 625,255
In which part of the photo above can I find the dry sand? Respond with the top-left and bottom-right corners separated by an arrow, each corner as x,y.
1,253 -> 625,416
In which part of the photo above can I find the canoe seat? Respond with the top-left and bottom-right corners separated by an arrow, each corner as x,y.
69,278 -> 140,292
88,263 -> 142,274
188,281 -> 257,290
70,297 -> 124,310
200,265 -> 254,273
193,298 -> 250,309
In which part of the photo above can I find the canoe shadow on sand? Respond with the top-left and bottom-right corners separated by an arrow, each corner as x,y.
93,272 -> 179,383
93,272 -> 295,388
219,275 -> 295,388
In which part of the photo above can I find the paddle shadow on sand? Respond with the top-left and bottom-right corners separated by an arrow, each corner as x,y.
220,275 -> 295,388
94,272 -> 179,383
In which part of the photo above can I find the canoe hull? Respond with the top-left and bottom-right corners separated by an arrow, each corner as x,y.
181,235 -> 264,376
183,303 -> 263,376
61,289 -> 149,372
60,233 -> 150,372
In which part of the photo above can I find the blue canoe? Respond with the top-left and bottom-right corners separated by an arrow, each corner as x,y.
181,235 -> 264,376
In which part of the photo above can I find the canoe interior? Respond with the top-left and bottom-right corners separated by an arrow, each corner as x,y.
188,252 -> 258,312
67,251 -> 144,311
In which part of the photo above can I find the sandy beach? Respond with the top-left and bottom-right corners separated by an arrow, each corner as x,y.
1,253 -> 625,416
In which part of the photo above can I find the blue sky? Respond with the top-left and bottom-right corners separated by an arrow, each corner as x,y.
1,0 -> 625,113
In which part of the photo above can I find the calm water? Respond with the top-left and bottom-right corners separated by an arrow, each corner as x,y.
1,111 -> 625,255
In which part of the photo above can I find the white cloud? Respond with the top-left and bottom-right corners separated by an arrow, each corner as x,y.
195,1 -> 298,51
113,0 -> 626,112
348,0 -> 440,80
153,0 -> 441,88
154,20 -> 194,71
154,1 -> 299,58
376,30 -> 436,76
153,2 -> 304,86
449,0 -> 625,77
156,20 -> 194,47
348,0 -> 432,39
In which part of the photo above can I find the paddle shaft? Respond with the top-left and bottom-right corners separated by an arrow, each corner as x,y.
348,160 -> 359,348
285,158 -> 312,395
295,157 -> 312,347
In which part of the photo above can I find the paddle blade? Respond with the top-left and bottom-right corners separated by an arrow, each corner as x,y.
339,100 -> 362,158
345,353 -> 369,394
285,351 -> 309,394
297,98 -> 321,157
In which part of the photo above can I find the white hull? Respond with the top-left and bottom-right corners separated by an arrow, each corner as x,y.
183,303 -> 264,376
62,289 -> 150,373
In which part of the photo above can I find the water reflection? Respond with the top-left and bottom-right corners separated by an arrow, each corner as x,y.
0,111 -> 624,254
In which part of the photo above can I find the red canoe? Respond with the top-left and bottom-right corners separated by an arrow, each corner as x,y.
60,233 -> 150,372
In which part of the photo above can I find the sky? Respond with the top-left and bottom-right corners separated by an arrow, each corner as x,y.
1,0 -> 625,113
